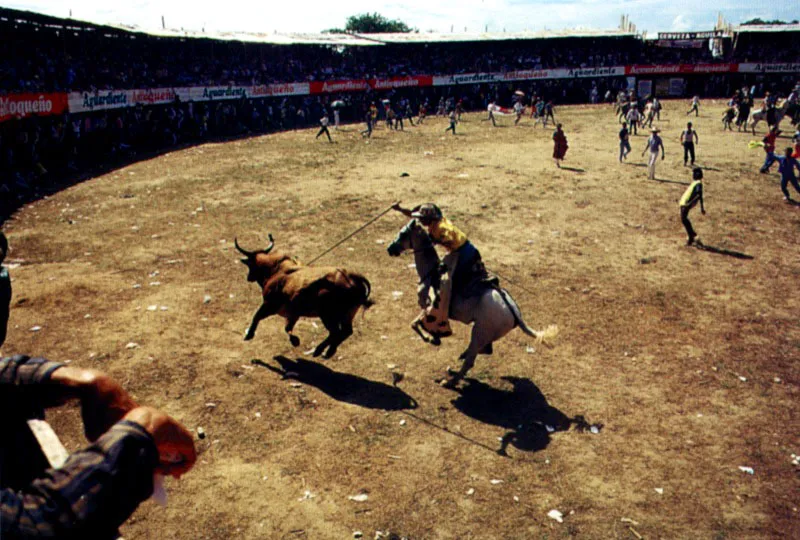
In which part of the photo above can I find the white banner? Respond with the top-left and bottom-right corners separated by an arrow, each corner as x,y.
68,91 -> 130,113
738,63 -> 800,74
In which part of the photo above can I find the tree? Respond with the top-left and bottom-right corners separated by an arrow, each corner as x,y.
324,12 -> 414,34
741,18 -> 798,25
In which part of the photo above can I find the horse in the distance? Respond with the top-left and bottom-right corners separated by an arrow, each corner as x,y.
748,99 -> 790,134
387,219 -> 558,387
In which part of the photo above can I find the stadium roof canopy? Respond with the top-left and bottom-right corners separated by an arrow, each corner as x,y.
734,23 -> 800,33
2,6 -> 636,47
358,29 -> 637,44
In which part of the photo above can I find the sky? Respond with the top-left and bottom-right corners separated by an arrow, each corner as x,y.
4,0 -> 798,35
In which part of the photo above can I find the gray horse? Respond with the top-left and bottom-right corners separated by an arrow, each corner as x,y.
387,219 -> 558,387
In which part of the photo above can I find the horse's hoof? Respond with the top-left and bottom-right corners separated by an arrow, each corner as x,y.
431,336 -> 441,346
243,331 -> 254,341
289,335 -> 300,347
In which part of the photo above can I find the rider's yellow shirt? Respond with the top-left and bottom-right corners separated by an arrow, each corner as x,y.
428,217 -> 468,252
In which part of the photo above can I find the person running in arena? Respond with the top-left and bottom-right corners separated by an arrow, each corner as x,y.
626,105 -> 641,136
418,101 -> 427,124
760,126 -> 781,173
642,128 -> 665,180
445,109 -> 458,135
722,105 -> 736,131
680,122 -> 699,166
316,112 -> 333,142
775,146 -> 800,203
360,108 -> 373,138
544,100 -> 556,127
679,167 -> 706,246
686,95 -> 700,116
619,122 -> 631,162
553,124 -> 568,168
514,100 -> 524,125
485,102 -> 498,127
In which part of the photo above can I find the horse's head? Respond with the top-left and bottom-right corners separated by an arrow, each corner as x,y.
387,219 -> 427,257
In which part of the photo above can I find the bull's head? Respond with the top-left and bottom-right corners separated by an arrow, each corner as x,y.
235,234 -> 275,283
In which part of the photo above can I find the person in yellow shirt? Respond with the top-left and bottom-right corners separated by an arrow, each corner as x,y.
679,167 -> 706,246
392,203 -> 482,337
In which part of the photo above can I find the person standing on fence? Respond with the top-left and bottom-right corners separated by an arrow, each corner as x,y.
642,128 -> 665,180
679,167 -> 706,246
316,113 -> 333,143
681,122 -> 699,166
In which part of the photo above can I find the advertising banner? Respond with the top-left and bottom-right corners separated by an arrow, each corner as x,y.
68,90 -> 129,113
309,80 -> 369,94
738,63 -> 800,74
369,76 -> 432,90
0,93 -> 68,122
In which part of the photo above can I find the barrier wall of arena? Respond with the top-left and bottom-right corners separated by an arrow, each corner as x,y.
1,62 -> 797,122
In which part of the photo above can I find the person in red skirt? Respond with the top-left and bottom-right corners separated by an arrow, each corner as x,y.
553,123 -> 568,168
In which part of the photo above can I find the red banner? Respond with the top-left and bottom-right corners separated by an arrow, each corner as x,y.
309,80 -> 369,94
626,63 -> 738,75
0,93 -> 68,122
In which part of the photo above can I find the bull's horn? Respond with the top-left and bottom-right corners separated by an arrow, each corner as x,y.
262,234 -> 275,254
234,237 -> 254,257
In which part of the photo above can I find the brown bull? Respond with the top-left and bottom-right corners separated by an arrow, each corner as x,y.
236,234 -> 374,358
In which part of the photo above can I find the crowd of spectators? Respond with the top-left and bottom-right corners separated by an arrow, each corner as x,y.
1,6 -> 798,220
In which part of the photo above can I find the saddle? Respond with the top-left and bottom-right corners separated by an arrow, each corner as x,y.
450,258 -> 499,298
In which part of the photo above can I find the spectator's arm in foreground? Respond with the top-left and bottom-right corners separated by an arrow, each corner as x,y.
0,356 -> 196,537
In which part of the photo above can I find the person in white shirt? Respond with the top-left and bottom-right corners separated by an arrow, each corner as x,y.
686,96 -> 700,117
680,122 -> 699,166
641,128 -> 665,180
333,109 -> 340,130
316,113 -> 332,142
626,106 -> 641,135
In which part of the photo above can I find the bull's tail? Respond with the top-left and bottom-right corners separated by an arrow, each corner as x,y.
499,288 -> 559,346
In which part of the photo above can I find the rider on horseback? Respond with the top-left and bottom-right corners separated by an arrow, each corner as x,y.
392,202 -> 487,338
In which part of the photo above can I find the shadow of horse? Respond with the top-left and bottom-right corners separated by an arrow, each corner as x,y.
449,376 -> 601,455
253,356 -> 418,411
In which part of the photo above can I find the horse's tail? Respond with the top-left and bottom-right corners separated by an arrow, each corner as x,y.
498,288 -> 559,346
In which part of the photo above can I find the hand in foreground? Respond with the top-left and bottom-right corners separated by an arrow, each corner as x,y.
50,366 -> 138,441
124,406 -> 197,479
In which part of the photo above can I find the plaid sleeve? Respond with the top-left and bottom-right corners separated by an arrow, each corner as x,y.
0,355 -> 64,415
1,421 -> 158,538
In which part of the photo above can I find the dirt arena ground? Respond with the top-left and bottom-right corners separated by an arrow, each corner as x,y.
1,100 -> 798,539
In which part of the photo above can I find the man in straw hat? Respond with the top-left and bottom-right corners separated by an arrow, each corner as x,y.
391,203 -> 486,338
642,127 -> 665,180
